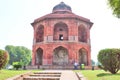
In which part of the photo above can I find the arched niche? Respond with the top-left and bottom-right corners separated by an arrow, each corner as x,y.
53,46 -> 68,65
36,25 -> 44,42
35,48 -> 43,65
78,25 -> 87,42
78,48 -> 88,65
53,22 -> 68,41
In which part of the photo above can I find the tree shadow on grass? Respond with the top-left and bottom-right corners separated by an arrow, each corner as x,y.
97,73 -> 120,77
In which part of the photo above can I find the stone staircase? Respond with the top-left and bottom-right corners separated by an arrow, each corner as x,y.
23,72 -> 61,80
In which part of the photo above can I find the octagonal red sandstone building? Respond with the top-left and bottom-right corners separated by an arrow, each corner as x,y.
31,2 -> 93,68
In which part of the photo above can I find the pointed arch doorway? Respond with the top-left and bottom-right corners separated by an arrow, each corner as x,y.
36,48 -> 43,65
53,46 -> 68,65
78,48 -> 88,65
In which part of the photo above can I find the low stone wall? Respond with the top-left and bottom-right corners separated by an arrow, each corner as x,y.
26,65 -> 99,70
26,65 -> 74,70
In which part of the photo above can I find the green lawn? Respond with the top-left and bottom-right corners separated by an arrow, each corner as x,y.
75,70 -> 120,80
1,69 -> 120,80
0,69 -> 41,80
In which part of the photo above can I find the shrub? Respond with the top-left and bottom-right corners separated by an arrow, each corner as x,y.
98,48 -> 120,74
0,49 -> 9,70
13,62 -> 22,70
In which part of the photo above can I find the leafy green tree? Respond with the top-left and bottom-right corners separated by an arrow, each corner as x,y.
5,45 -> 16,64
0,49 -> 9,70
98,48 -> 120,74
13,62 -> 22,70
15,46 -> 31,69
5,45 -> 31,69
107,0 -> 120,18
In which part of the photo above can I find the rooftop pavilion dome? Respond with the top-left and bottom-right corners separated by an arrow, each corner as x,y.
52,2 -> 72,13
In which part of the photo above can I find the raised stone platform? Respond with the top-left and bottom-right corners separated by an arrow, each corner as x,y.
26,65 -> 99,70
26,65 -> 74,70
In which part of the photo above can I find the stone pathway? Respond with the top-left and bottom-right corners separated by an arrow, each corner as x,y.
60,70 -> 79,80
42,70 -> 86,80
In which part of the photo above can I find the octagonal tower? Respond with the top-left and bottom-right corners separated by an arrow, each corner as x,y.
31,2 -> 93,68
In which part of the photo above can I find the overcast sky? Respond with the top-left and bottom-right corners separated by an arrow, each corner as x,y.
0,0 -> 120,62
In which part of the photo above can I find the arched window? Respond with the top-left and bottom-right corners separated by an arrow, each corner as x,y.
53,22 -> 68,41
36,48 -> 43,65
78,48 -> 88,65
36,25 -> 44,42
78,25 -> 87,42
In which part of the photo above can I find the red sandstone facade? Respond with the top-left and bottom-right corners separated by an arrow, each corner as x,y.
31,2 -> 93,67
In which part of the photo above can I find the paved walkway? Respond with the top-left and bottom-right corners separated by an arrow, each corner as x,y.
42,70 -> 86,80
60,70 -> 79,80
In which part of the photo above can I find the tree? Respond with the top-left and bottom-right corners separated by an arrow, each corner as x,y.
98,48 -> 120,74
0,49 -> 9,70
5,45 -> 31,69
16,46 -> 31,69
5,45 -> 16,64
107,0 -> 120,18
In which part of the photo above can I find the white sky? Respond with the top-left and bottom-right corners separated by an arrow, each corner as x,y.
0,0 -> 120,62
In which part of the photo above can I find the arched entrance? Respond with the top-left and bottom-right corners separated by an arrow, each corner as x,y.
36,48 -> 43,65
53,46 -> 68,65
78,48 -> 88,65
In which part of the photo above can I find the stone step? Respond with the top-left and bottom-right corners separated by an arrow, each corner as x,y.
30,74 -> 61,77
23,76 -> 60,80
23,71 -> 61,80
34,72 -> 61,74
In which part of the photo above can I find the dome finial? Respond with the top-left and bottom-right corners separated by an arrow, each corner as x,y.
61,1 -> 64,3
52,2 -> 72,13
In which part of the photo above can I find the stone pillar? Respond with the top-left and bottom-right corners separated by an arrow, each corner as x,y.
88,51 -> 91,66
32,49 -> 36,65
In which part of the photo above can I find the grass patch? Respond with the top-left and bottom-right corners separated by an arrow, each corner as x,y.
1,69 -> 120,80
75,70 -> 120,80
0,69 -> 42,80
